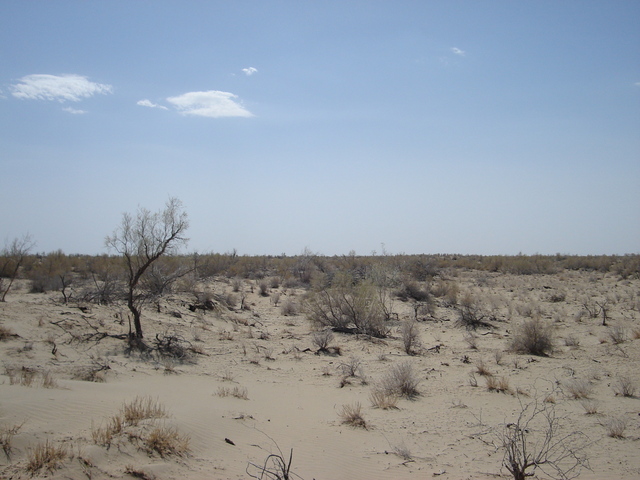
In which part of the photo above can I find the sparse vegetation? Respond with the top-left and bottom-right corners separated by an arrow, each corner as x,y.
338,402 -> 367,428
379,361 -> 420,399
612,377 -> 637,398
604,417 -> 628,439
564,379 -> 593,400
143,425 -> 190,457
26,439 -> 67,475
509,317 -> 554,356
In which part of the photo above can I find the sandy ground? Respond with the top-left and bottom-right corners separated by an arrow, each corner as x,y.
0,270 -> 639,480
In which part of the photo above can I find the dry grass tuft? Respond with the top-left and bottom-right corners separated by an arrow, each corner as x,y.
579,399 -> 600,415
380,361 -> 420,399
122,396 -> 167,426
0,421 -> 24,460
612,377 -> 637,398
604,417 -> 628,439
143,426 -> 190,457
475,360 -> 493,377
26,439 -> 67,475
338,402 -> 367,428
369,387 -> 399,410
564,379 -> 593,399
0,325 -> 16,341
124,465 -> 156,480
486,376 -> 512,394
216,385 -> 249,400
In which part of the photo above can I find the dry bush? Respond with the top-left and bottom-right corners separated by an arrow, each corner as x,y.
604,417 -> 628,439
258,280 -> 270,296
304,279 -> 390,338
486,376 -> 512,394
217,386 -> 248,400
401,320 -> 421,355
42,370 -> 57,389
338,402 -> 367,428
91,414 -> 125,447
607,325 -> 627,345
339,356 -> 363,378
369,387 -> 399,410
500,399 -> 589,480
563,379 -> 593,400
122,396 -> 167,426
26,439 -> 67,475
124,465 -> 156,480
631,327 -> 640,340
579,399 -> 600,415
509,317 -> 554,356
0,325 -> 16,341
311,329 -> 334,352
563,335 -> 580,348
1,421 -> 24,460
612,377 -> 637,397
455,302 -> 492,331
395,281 -> 430,302
143,426 -> 190,457
464,333 -> 479,350
380,361 -> 420,399
475,360 -> 493,377
280,299 -> 298,316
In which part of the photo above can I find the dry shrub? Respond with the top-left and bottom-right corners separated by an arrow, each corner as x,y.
144,426 -> 190,457
217,386 -> 248,400
631,327 -> 640,340
91,414 -> 125,447
604,417 -> 628,439
26,439 -> 67,475
280,299 -> 298,316
612,377 -> 637,398
380,361 -> 420,399
124,465 -> 156,480
1,422 -> 24,460
0,325 -> 15,341
579,399 -> 600,415
475,360 -> 493,377
122,396 -> 166,426
369,387 -> 399,410
401,320 -> 421,355
486,376 -> 512,394
338,402 -> 367,428
311,329 -> 334,352
564,379 -> 593,400
564,335 -> 580,348
509,317 -> 554,356
7,367 -> 37,387
607,325 -> 627,345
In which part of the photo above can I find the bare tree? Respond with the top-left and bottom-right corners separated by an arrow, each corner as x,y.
105,198 -> 189,342
0,234 -> 36,302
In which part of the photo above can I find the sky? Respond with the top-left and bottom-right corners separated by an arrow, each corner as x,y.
1,1 -> 639,256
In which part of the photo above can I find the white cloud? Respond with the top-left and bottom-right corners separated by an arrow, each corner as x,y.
166,90 -> 253,118
242,67 -> 258,76
137,99 -> 169,110
451,47 -> 465,56
62,106 -> 86,114
11,74 -> 112,102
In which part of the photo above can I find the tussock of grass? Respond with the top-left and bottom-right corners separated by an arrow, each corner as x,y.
122,396 -> 167,426
338,402 -> 367,429
26,440 -> 67,475
144,426 -> 190,457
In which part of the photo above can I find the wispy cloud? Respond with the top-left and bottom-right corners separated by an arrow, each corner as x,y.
137,99 -> 169,110
166,90 -> 253,118
11,74 -> 112,102
62,106 -> 87,114
451,47 -> 465,56
242,67 -> 258,76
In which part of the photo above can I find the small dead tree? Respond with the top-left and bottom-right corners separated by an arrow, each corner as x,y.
105,197 -> 189,342
501,397 -> 590,480
0,234 -> 36,302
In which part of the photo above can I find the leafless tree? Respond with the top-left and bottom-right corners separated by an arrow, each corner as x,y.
105,197 -> 188,342
0,234 -> 36,302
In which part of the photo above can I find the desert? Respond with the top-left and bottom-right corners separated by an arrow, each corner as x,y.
1,248 -> 639,480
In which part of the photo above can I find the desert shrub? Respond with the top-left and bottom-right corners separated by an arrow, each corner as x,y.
612,377 -> 637,397
26,440 -> 67,475
455,302 -> 492,331
311,329 -> 334,352
144,426 -> 190,457
0,325 -> 15,341
500,399 -> 589,480
122,396 -> 166,426
339,357 -> 363,378
564,335 -> 580,347
475,360 -> 493,377
607,325 -> 627,344
338,402 -> 367,428
0,422 -> 24,461
486,376 -> 512,394
509,317 -> 554,356
395,281 -> 430,302
91,414 -> 125,447
217,386 -> 248,399
401,320 -> 421,355
380,361 -> 420,399
304,278 -> 390,338
280,299 -> 298,316
563,379 -> 593,399
369,387 -> 399,410
258,280 -> 270,296
579,399 -> 600,415
604,417 -> 628,439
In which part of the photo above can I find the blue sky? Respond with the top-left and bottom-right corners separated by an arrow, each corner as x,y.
1,1 -> 639,256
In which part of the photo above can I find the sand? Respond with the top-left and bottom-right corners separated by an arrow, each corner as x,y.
0,270 -> 639,479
